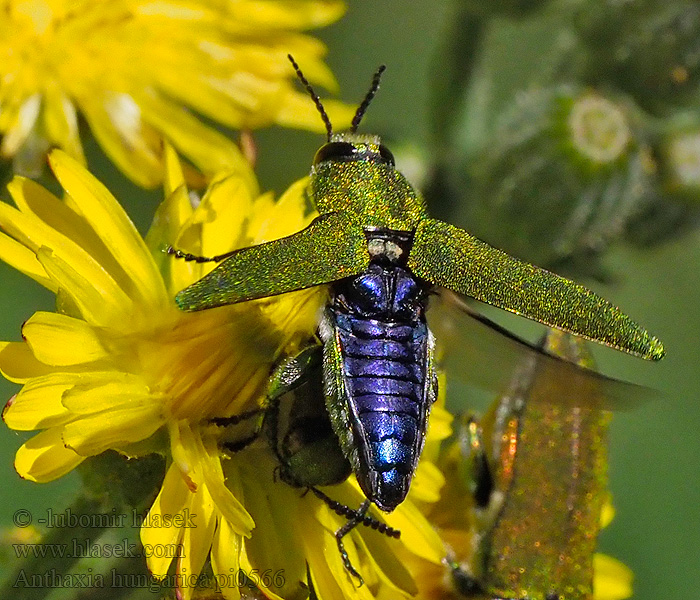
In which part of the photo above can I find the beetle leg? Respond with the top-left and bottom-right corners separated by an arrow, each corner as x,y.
267,345 -> 323,400
310,487 -> 401,539
210,407 -> 265,427
334,499 -> 370,585
214,345 -> 322,455
212,408 -> 266,453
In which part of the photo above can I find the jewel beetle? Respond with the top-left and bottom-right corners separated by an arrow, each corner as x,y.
169,56 -> 664,580
445,329 -> 619,600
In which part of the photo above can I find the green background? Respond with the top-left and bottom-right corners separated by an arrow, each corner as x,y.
0,1 -> 698,599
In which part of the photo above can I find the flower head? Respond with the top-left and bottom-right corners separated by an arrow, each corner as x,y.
0,149 -> 448,598
0,0 -> 351,186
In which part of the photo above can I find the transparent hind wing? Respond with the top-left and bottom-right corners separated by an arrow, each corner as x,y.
429,291 -> 660,412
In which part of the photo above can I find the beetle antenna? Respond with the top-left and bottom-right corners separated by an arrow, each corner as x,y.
288,54 -> 333,141
351,65 -> 386,133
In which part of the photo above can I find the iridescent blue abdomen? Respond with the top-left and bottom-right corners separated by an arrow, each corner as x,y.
321,254 -> 437,512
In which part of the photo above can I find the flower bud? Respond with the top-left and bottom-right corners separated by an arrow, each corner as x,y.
660,127 -> 700,201
625,124 -> 700,246
463,86 -> 656,270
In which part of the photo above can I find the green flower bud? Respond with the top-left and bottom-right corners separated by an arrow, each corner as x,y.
625,123 -> 700,246
576,0 -> 700,112
463,86 -> 656,272
661,128 -> 700,201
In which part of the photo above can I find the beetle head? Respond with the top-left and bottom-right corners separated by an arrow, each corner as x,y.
313,133 -> 395,168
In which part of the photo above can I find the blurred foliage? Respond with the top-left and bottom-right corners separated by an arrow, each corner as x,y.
425,0 -> 700,279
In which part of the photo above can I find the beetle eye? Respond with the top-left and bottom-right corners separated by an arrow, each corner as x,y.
378,144 -> 395,166
314,142 -> 357,165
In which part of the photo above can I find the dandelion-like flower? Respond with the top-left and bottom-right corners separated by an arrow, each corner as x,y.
0,149 -> 447,598
0,0 -> 351,186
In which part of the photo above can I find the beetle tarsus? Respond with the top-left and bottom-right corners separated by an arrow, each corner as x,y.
211,408 -> 264,427
220,433 -> 260,453
164,244 -> 236,264
334,499 -> 370,586
310,488 -> 401,538
213,408 -> 265,453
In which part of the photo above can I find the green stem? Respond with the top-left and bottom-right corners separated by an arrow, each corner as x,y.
428,4 -> 487,146
1,495 -> 112,600
426,3 -> 488,221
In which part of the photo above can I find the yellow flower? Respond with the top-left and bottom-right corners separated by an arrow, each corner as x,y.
0,149 -> 447,599
0,0 -> 351,186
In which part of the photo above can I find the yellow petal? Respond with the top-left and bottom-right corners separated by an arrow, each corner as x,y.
0,342 -> 56,383
594,553 -> 633,600
0,197 -> 135,324
48,150 -> 168,308
15,428 -> 85,482
409,460 -> 445,504
80,95 -> 164,188
250,178 -> 312,243
61,375 -> 155,414
163,142 -> 187,198
197,174 -> 254,257
8,176 -> 134,290
226,0 -> 345,30
135,91 -> 254,187
22,312 -> 109,366
62,401 -> 162,456
42,87 -> 84,162
175,423 -> 254,534
601,500 -> 615,528
142,464 -> 189,578
274,91 -> 355,132
178,484 -> 217,600
211,518 -> 242,600
384,500 -> 445,565
146,184 -> 195,286
241,482 -> 306,594
307,502 -> 375,600
200,446 -> 254,535
1,94 -> 40,156
0,230 -> 54,291
354,526 -> 417,597
301,508 -> 354,600
0,202 -> 130,316
36,248 -> 133,326
3,373 -> 76,430
427,403 -> 453,442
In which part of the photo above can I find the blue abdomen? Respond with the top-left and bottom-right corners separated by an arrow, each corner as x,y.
323,262 -> 436,512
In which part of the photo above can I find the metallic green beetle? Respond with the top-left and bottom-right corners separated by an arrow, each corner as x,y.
169,58 -> 663,580
169,57 -> 663,585
446,329 -> 624,600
